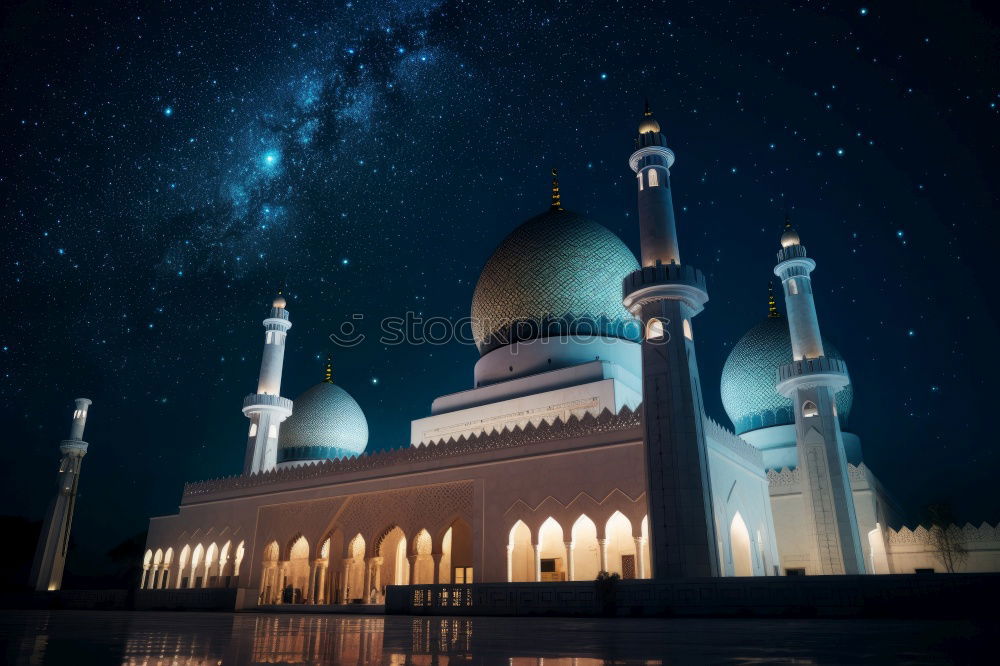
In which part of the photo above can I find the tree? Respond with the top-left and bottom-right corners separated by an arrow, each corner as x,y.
924,503 -> 968,573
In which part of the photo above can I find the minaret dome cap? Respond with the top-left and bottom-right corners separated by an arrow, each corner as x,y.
780,227 -> 801,248
638,100 -> 661,134
272,295 -> 287,308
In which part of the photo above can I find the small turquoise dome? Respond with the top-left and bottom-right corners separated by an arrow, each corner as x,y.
277,381 -> 368,464
470,209 -> 641,354
721,316 -> 853,435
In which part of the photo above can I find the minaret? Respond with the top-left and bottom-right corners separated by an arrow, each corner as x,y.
29,398 -> 92,591
242,295 -> 293,474
773,219 -> 866,574
621,102 -> 720,578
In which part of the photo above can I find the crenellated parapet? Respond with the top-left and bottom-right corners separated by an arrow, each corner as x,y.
888,522 -> 1000,545
703,416 -> 763,467
184,405 -> 642,498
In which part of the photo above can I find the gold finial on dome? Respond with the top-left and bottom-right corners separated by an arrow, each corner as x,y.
323,354 -> 333,383
550,167 -> 562,210
768,281 -> 781,318
638,98 -> 661,134
779,213 -> 801,248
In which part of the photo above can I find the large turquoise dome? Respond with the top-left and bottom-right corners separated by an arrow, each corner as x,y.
470,208 -> 641,354
277,381 -> 368,464
721,316 -> 853,435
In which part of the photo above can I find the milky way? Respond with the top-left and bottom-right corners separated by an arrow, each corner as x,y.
2,0 -> 998,572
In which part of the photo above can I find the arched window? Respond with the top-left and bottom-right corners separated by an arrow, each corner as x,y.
647,168 -> 659,187
802,401 -> 819,417
788,279 -> 799,295
683,318 -> 693,341
645,318 -> 665,341
637,172 -> 643,190
248,423 -> 258,437
268,424 -> 278,438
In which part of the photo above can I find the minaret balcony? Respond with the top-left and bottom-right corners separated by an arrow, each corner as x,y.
622,262 -> 708,315
242,393 -> 293,417
775,356 -> 850,397
58,440 -> 89,456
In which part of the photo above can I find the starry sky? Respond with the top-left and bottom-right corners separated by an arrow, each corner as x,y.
2,0 -> 999,575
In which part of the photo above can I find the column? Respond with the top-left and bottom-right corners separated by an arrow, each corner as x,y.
634,537 -> 646,579
505,545 -> 514,582
307,562 -> 317,604
598,538 -> 608,573
342,560 -> 352,603
316,562 -> 327,604
431,554 -> 443,585
371,557 -> 383,602
532,544 -> 542,582
408,555 -> 417,585
565,542 -> 576,581
140,567 -> 149,589
362,558 -> 373,602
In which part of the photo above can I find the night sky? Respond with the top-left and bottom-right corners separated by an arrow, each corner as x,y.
3,1 -> 998,575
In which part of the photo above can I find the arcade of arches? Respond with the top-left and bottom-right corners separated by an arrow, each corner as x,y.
140,540 -> 246,591
256,519 -> 474,605
507,512 -> 651,582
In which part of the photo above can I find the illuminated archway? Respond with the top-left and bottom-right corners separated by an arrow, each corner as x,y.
259,541 -> 280,604
537,517 -> 567,581
730,512 -> 753,576
604,512 -> 636,578
571,515 -> 600,581
507,521 -> 533,582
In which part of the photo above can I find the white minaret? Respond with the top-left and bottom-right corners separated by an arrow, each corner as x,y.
621,102 -> 720,578
773,220 -> 866,574
29,398 -> 92,591
242,295 -> 293,474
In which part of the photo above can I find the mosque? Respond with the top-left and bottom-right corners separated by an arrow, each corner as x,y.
131,105 -> 998,608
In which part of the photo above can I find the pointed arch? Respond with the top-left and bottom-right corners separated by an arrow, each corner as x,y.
409,529 -> 434,584
377,526 -> 408,592
537,517 -> 567,581
802,401 -> 819,418
190,544 -> 205,588
177,545 -> 191,589
258,540 -> 281,605
507,520 -> 533,582
443,518 -> 473,584
204,542 -> 219,587
571,515 -> 600,581
604,511 -> 636,578
233,541 -> 245,579
730,512 -> 753,576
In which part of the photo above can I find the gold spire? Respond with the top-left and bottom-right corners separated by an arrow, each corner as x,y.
644,98 -> 652,117
323,354 -> 333,383
768,281 -> 781,318
550,167 -> 562,210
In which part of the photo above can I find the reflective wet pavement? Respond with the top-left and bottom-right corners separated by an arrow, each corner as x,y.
0,610 -> 992,664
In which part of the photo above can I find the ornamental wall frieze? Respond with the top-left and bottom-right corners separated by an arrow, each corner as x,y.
887,522 -> 999,546
704,416 -> 763,467
184,405 -> 642,499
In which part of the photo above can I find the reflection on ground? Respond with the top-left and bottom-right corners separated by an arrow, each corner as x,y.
0,610 -> 993,665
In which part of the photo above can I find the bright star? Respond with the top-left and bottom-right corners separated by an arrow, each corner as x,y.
163,106 -> 173,117
262,151 -> 280,168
